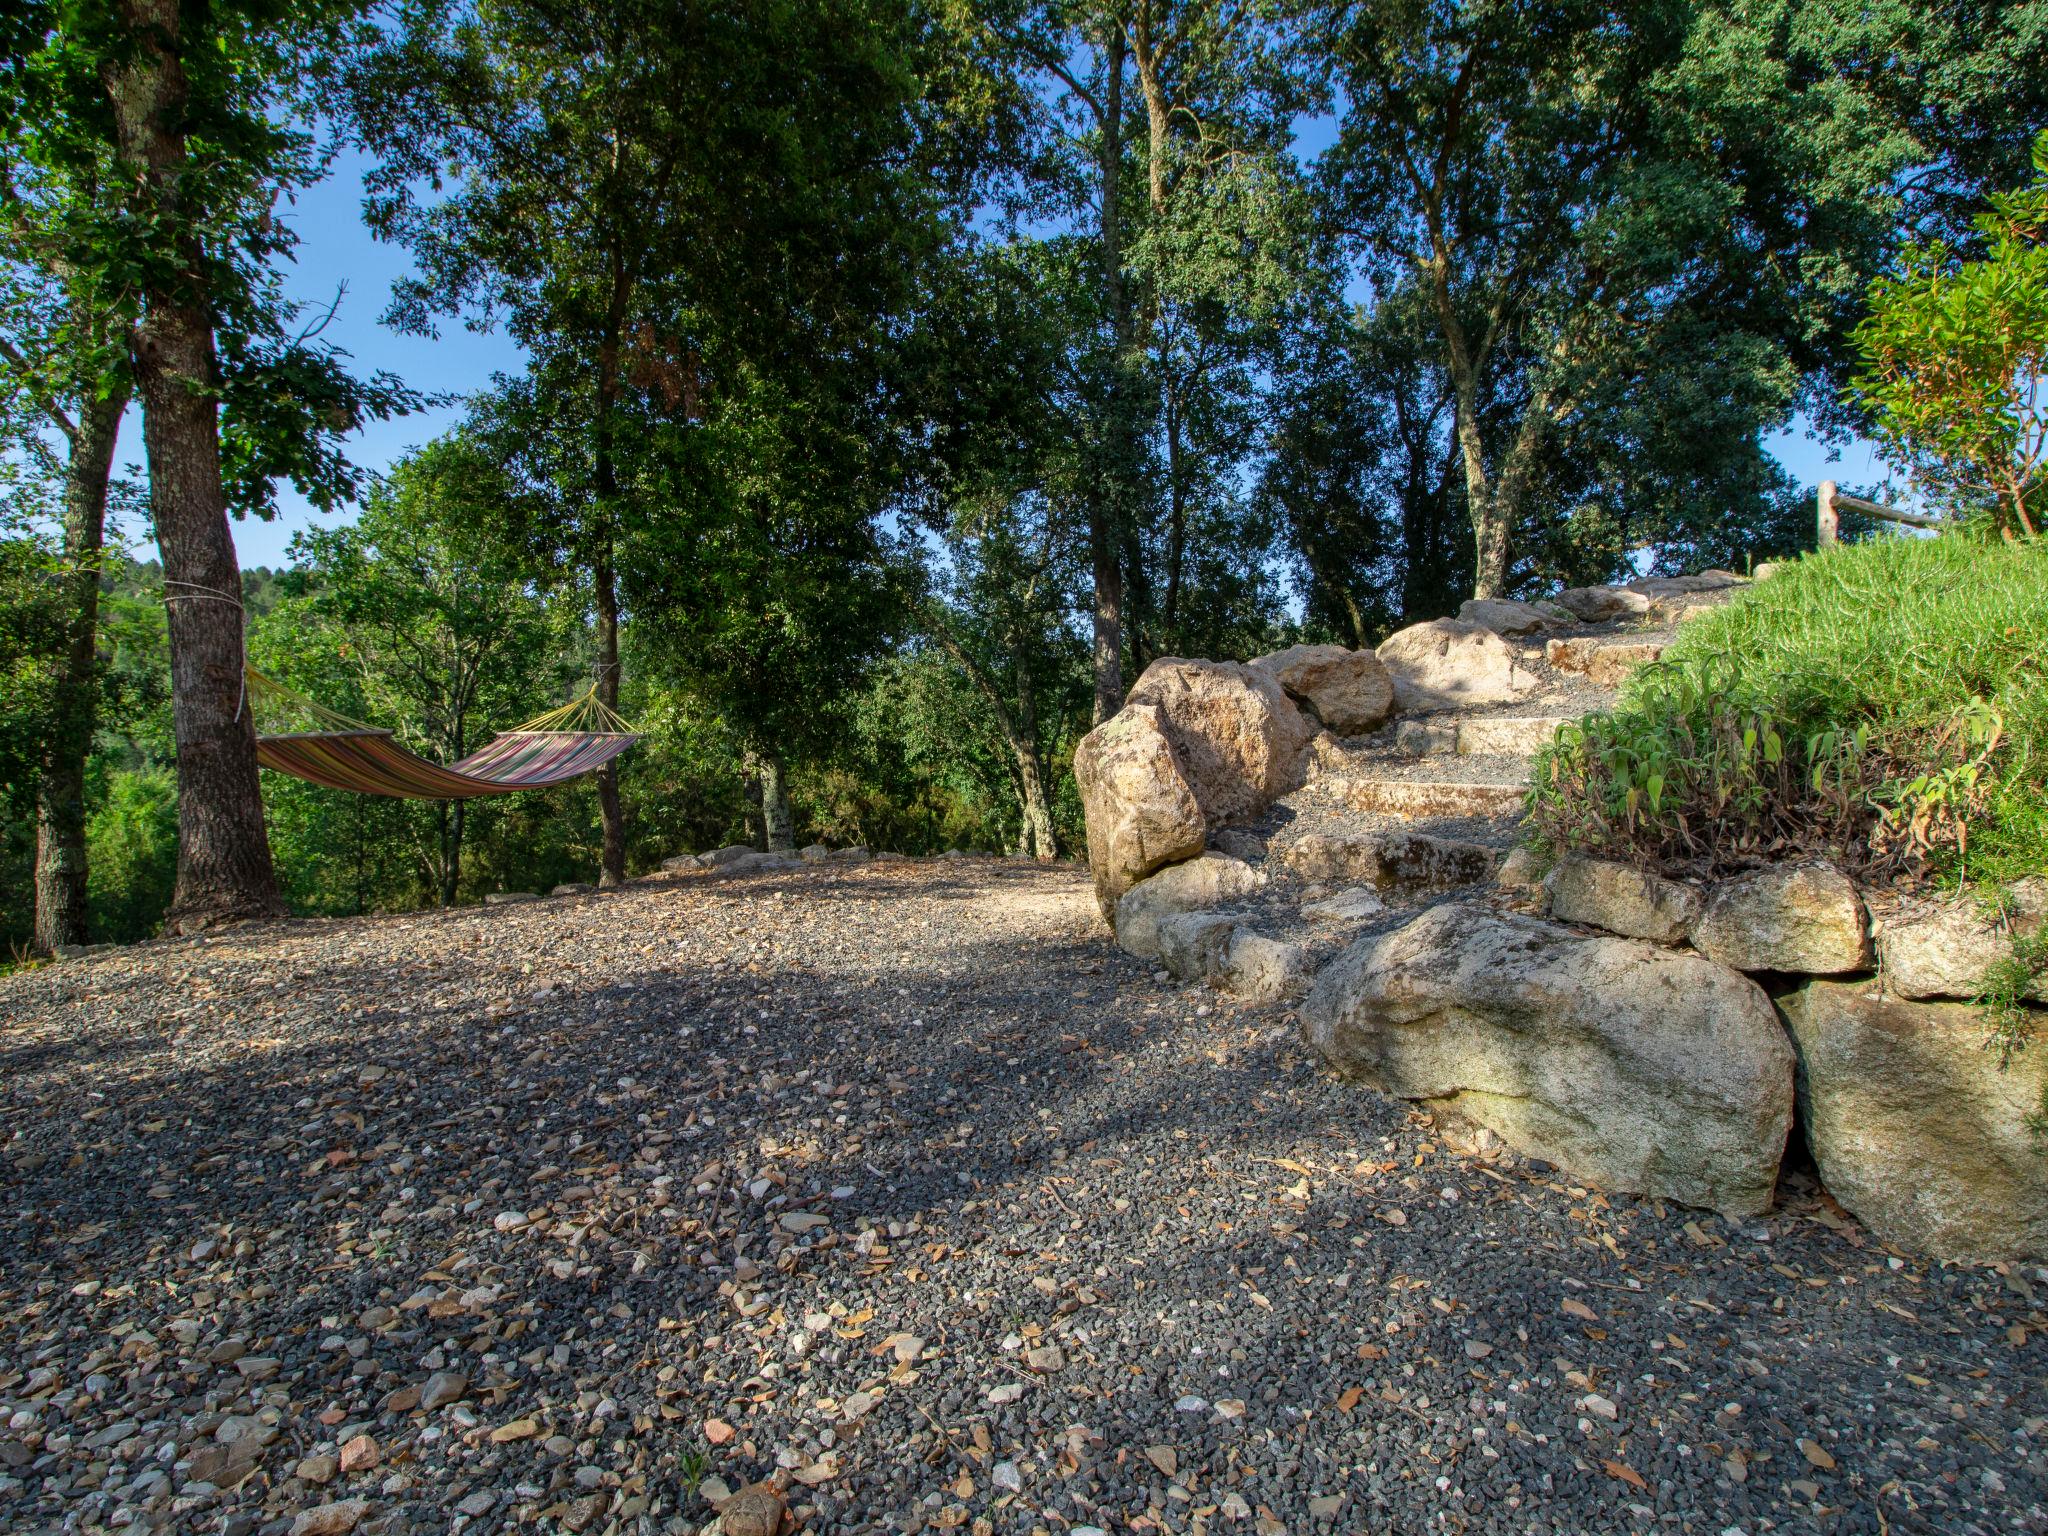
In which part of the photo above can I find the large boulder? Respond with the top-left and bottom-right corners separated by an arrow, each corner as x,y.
1544,637 -> 1665,688
1457,598 -> 1566,637
1073,703 -> 1207,920
1779,981 -> 2048,1261
1551,586 -> 1650,623
1114,853 -> 1264,962
1546,856 -> 1703,945
1302,904 -> 1795,1217
1125,658 -> 1315,824
1280,829 -> 1497,892
1376,619 -> 1538,713
720,851 -> 803,876
1875,878 -> 2048,1001
696,844 -> 756,869
1156,912 -> 1313,1003
1691,863 -> 1871,974
1249,644 -> 1395,735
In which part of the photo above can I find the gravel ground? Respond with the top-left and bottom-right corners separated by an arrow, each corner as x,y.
4,860 -> 2044,1536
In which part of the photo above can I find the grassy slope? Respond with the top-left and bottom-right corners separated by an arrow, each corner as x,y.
1531,535 -> 2048,886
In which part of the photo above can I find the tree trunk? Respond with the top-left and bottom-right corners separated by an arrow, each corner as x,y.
1090,21 -> 1132,725
759,750 -> 794,852
593,537 -> 626,885
1011,654 -> 1056,861
33,384 -> 127,951
591,248 -> 633,888
1442,355 -> 1510,601
1161,390 -> 1185,649
104,0 -> 283,932
1090,517 -> 1124,725
1131,0 -> 1172,216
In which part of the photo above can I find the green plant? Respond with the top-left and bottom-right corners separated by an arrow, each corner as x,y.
1527,535 -> 2048,885
1977,928 -> 2048,1062
676,1446 -> 709,1494
1849,131 -> 2048,539
1973,924 -> 2048,1143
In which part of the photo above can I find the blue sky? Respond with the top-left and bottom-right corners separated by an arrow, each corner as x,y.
218,140 -> 1892,570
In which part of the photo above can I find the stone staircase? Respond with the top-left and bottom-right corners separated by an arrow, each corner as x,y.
1172,578 -> 1746,977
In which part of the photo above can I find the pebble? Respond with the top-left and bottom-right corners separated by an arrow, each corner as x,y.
0,860 -> 2037,1536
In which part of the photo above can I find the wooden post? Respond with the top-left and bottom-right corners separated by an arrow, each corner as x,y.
1817,480 -> 1840,547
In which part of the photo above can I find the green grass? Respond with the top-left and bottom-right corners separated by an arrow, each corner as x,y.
1528,534 -> 2048,888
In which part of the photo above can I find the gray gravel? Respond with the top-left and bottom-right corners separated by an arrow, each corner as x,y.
3,860 -> 2045,1536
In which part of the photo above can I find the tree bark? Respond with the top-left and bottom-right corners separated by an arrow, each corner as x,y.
33,383 -> 128,951
934,625 -> 1058,860
103,0 -> 283,932
1010,652 -> 1057,861
590,246 -> 633,888
758,750 -> 794,852
1090,19 -> 1132,725
1130,0 -> 1172,217
592,537 -> 626,885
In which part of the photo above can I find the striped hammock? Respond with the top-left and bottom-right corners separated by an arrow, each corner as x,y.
249,671 -> 640,800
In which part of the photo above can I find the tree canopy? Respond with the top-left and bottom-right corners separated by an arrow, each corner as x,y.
1,0 -> 2042,947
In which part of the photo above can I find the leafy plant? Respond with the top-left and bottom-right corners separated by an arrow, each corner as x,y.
1528,535 -> 2048,885
1849,131 -> 2048,539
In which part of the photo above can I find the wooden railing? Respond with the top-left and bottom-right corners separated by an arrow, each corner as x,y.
1816,479 -> 1946,544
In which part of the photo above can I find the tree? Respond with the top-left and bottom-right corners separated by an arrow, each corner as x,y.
1851,130 -> 2048,539
0,140 -> 133,950
348,0 -> 976,878
259,437 -> 564,903
1303,0 -> 2048,599
628,363 -> 917,853
6,0 -> 417,933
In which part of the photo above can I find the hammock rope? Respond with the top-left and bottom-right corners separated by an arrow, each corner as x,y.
247,669 -> 641,801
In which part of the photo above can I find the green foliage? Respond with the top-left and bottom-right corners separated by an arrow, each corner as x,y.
1529,536 -> 2048,885
1303,0 -> 2048,594
85,767 -> 178,943
1849,131 -> 2048,538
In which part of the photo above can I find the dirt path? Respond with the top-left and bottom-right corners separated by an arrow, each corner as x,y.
2,861 -> 2041,1536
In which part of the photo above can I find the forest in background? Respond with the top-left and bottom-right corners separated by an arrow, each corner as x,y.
3,0 -> 2044,949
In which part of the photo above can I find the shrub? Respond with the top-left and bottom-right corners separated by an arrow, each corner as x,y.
1528,534 -> 2048,888
1848,131 -> 2048,539
87,768 -> 180,942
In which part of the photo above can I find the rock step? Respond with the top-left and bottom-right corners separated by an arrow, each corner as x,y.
1394,714 -> 1577,758
1545,636 -> 1665,687
1336,776 -> 1528,820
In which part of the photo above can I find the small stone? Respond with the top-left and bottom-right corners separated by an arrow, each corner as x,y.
1580,1393 -> 1619,1420
1144,1445 -> 1178,1477
295,1454 -> 339,1486
718,1482 -> 787,1536
337,1434 -> 379,1474
1023,1344 -> 1064,1374
489,1418 -> 540,1443
288,1500 -> 369,1536
418,1371 -> 468,1411
456,1490 -> 498,1517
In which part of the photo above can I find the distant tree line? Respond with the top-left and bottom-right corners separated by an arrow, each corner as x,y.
2,0 -> 2042,949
